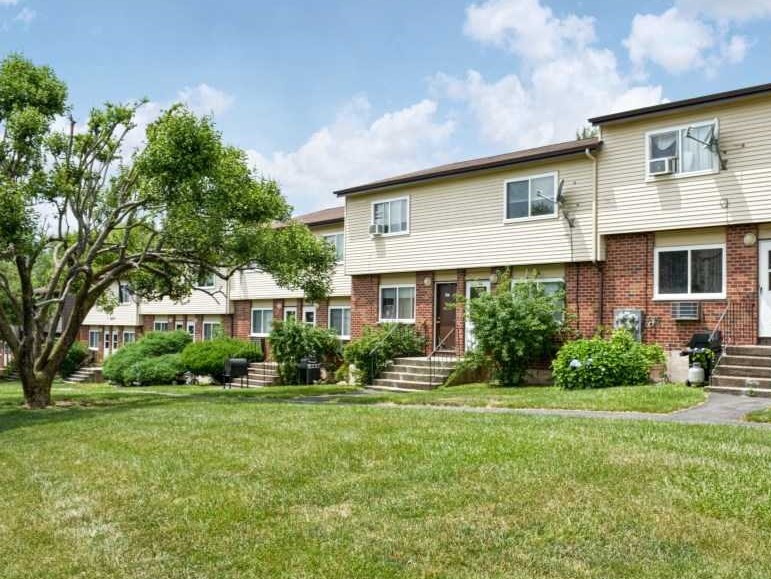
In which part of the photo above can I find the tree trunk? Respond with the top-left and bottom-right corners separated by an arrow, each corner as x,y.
19,364 -> 55,409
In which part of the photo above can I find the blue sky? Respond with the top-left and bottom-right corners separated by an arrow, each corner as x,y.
2,0 -> 771,212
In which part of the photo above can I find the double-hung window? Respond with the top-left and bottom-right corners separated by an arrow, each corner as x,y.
186,321 -> 196,340
512,278 -> 566,323
251,309 -> 273,336
303,306 -> 316,327
118,283 -> 131,305
197,273 -> 215,288
379,285 -> 415,323
372,197 -> 409,235
647,120 -> 718,178
323,233 -> 345,261
328,306 -> 351,339
154,321 -> 169,332
203,322 -> 221,341
654,244 -> 725,299
88,330 -> 100,350
504,173 -> 557,221
123,331 -> 135,344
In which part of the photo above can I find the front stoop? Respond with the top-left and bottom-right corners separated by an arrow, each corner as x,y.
245,362 -> 280,387
63,367 -> 103,384
371,357 -> 458,391
707,345 -> 771,398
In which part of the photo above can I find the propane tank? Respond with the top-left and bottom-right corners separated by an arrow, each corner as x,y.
688,362 -> 705,386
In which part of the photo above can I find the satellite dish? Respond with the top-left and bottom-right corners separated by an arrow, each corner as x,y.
686,124 -> 726,169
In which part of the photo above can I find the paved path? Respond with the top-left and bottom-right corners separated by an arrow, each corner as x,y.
339,391 -> 771,428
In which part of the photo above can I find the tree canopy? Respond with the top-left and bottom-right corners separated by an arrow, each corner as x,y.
0,53 -> 336,407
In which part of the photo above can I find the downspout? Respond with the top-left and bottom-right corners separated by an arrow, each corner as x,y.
584,146 -> 603,327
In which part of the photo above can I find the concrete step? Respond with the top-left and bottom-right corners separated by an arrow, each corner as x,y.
384,364 -> 453,375
710,375 -> 771,389
372,378 -> 441,390
724,345 -> 771,357
392,357 -> 458,369
718,355 -> 771,368
705,385 -> 771,398
713,365 -> 771,379
381,370 -> 452,382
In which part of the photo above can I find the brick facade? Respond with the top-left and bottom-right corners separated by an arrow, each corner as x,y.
351,274 -> 379,339
415,271 -> 434,354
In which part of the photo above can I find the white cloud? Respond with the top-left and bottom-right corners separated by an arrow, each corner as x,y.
464,0 -> 595,61
246,96 -> 455,211
0,1 -> 19,6
436,0 -> 662,148
177,83 -> 234,116
676,0 -> 771,22
14,6 -> 34,24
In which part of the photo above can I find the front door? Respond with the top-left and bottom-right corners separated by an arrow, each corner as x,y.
759,240 -> 771,337
435,283 -> 457,351
465,279 -> 491,350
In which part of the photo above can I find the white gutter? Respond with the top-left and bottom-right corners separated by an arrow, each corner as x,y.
584,147 -> 599,263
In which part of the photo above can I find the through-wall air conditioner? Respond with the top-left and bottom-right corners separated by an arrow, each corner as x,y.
649,156 -> 677,176
671,302 -> 700,321
369,223 -> 385,236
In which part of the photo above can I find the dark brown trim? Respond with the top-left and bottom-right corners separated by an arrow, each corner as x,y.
334,139 -> 601,196
306,217 -> 344,227
589,82 -> 771,125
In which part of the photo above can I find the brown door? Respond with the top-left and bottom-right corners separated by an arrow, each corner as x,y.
435,283 -> 457,351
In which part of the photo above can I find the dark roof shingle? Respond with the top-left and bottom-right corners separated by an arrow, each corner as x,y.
293,206 -> 344,226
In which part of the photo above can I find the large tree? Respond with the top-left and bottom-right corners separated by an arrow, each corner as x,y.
0,54 -> 336,408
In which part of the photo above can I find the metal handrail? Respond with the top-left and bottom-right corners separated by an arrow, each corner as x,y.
711,300 -> 729,343
428,328 -> 456,387
367,322 -> 402,385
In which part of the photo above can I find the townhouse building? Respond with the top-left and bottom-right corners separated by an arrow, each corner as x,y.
335,82 -> 771,382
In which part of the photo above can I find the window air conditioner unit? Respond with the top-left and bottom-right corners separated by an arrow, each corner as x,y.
369,223 -> 385,236
671,302 -> 699,321
649,156 -> 677,176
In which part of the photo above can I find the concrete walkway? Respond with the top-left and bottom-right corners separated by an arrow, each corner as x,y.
350,391 -> 771,428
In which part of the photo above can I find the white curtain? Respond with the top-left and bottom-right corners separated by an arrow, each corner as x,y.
682,125 -> 715,173
650,131 -> 678,159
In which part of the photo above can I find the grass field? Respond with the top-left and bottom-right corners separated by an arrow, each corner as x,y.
345,382 -> 706,413
1,381 -> 769,578
747,407 -> 771,423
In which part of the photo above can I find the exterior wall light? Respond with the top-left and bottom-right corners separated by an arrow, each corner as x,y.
423,276 -> 432,287
489,273 -> 499,284
743,232 -> 757,247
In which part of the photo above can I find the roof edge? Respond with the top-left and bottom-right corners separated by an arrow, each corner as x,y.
334,139 -> 601,197
589,82 -> 771,125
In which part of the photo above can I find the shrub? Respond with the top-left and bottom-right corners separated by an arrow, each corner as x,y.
269,319 -> 342,384
60,341 -> 90,377
122,353 -> 185,386
465,274 -> 562,386
343,323 -> 426,386
103,330 -> 192,386
181,337 -> 263,382
552,329 -> 666,390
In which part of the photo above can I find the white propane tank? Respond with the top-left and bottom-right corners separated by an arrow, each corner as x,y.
688,362 -> 705,386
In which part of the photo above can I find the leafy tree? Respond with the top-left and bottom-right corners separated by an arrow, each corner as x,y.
268,319 -> 342,384
0,54 -> 336,407
576,125 -> 599,140
465,273 -> 562,386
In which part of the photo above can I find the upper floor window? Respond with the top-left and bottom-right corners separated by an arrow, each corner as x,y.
372,197 -> 409,235
379,284 -> 415,323
504,173 -> 557,221
323,233 -> 345,261
118,283 -> 132,305
197,273 -> 215,288
647,121 -> 718,178
654,244 -> 725,300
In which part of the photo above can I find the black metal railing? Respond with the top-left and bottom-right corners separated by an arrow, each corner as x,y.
427,328 -> 456,388
367,322 -> 401,385
716,295 -> 757,345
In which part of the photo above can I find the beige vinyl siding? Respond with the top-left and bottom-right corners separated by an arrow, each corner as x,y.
511,263 -> 566,279
83,284 -> 140,326
229,263 -> 351,300
140,281 -> 230,315
344,157 -> 594,275
654,227 -> 725,247
758,223 -> 771,239
598,95 -> 771,235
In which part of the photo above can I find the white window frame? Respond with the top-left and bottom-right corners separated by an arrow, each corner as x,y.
123,330 -> 135,345
202,321 -> 221,341
328,306 -> 352,340
175,321 -> 184,331
302,305 -> 317,327
511,277 -> 566,323
284,306 -> 297,322
197,273 -> 216,288
118,283 -> 131,305
379,284 -> 416,324
153,321 -> 169,332
88,330 -> 100,350
322,232 -> 345,262
250,308 -> 273,337
645,119 -> 719,181
371,196 -> 410,237
502,171 -> 559,223
653,243 -> 726,300
186,321 -> 196,341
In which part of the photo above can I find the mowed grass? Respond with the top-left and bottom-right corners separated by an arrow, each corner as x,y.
346,382 -> 706,413
0,381 -> 769,578
747,407 -> 771,423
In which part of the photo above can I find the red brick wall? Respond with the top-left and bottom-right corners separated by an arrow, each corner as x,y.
415,271 -> 434,354
565,261 -> 603,337
456,269 -> 466,357
316,299 -> 329,330
232,300 -> 251,339
351,275 -> 379,339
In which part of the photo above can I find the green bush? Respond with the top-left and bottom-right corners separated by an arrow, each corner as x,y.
103,330 -> 192,386
343,323 -> 426,386
123,353 -> 185,386
181,337 -> 263,382
60,341 -> 90,377
269,319 -> 342,384
552,329 -> 665,390
466,274 -> 562,386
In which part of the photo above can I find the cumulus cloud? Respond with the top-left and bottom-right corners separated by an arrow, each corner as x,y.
435,0 -> 662,148
177,83 -> 234,116
677,0 -> 771,22
13,6 -> 34,23
246,96 -> 455,212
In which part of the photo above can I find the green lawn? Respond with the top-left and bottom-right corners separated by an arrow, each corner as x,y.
345,382 -> 706,413
746,407 -> 771,423
0,381 -> 769,578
